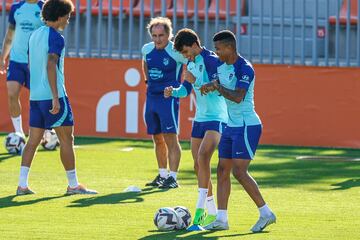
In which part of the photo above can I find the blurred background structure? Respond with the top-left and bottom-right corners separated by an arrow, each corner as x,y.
1,0 -> 359,66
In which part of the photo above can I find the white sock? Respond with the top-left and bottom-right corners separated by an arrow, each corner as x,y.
217,209 -> 228,223
206,195 -> 217,215
196,188 -> 208,209
66,169 -> 79,188
259,204 -> 272,217
169,171 -> 177,180
159,168 -> 168,178
11,115 -> 24,135
19,166 -> 30,188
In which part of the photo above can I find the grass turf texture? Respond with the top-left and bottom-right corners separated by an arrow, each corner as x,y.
0,134 -> 359,239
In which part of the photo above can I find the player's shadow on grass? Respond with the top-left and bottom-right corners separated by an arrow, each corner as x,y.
0,152 -> 18,163
72,137 -> 191,150
138,229 -> 256,240
67,187 -> 166,208
331,178 -> 360,190
0,194 -> 69,209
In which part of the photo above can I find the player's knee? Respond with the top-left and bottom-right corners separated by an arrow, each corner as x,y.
197,149 -> 211,163
232,167 -> 247,183
7,92 -> 19,102
57,134 -> 74,146
153,135 -> 165,145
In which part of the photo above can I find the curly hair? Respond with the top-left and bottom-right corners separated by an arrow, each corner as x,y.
41,0 -> 74,22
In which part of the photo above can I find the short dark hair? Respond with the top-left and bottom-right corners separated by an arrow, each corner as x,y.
174,28 -> 201,52
42,0 -> 74,22
213,30 -> 237,50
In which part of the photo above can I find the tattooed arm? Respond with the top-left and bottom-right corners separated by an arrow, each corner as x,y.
200,80 -> 246,104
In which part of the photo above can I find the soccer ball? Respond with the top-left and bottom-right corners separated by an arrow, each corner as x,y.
153,207 -> 179,231
41,129 -> 59,150
174,206 -> 192,229
4,132 -> 26,154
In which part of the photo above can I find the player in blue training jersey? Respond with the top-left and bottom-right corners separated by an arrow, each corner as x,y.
164,28 -> 227,230
16,0 -> 97,196
142,17 -> 188,189
0,0 -> 44,136
200,30 -> 276,232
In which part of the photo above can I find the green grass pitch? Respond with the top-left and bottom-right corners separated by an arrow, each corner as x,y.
1,134 -> 360,239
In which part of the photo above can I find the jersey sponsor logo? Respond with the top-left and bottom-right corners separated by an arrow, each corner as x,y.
229,73 -> 234,80
211,73 -> 218,80
20,20 -> 35,32
166,126 -> 174,130
148,68 -> 163,80
163,58 -> 169,66
240,74 -> 250,84
242,75 -> 249,81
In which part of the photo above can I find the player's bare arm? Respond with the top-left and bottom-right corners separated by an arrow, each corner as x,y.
217,86 -> 246,104
142,60 -> 148,84
184,70 -> 196,84
0,24 -> 15,74
47,53 -> 60,114
200,80 -> 246,104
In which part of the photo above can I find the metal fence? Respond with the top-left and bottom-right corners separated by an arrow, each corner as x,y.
1,0 -> 360,66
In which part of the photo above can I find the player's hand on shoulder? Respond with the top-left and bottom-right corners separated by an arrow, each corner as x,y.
184,71 -> 196,84
49,98 -> 61,115
164,86 -> 173,98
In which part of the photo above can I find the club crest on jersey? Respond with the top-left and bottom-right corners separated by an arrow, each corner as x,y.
35,11 -> 40,18
163,58 -> 169,66
211,73 -> 218,80
229,73 -> 234,80
199,65 -> 203,72
242,75 -> 249,81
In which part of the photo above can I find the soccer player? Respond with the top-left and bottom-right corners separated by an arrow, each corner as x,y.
200,30 -> 276,232
142,17 -> 188,189
164,28 -> 227,230
16,0 -> 97,196
0,0 -> 44,136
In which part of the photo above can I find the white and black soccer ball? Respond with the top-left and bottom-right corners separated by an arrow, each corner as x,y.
4,132 -> 26,155
41,129 -> 59,150
153,207 -> 179,231
174,206 -> 192,229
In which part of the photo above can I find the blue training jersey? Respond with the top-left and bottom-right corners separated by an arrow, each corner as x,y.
142,41 -> 188,96
217,56 -> 261,127
8,0 -> 44,63
172,48 -> 227,123
28,26 -> 67,101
